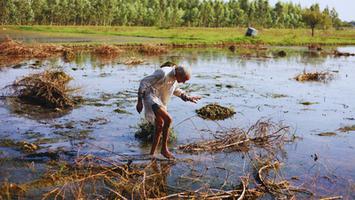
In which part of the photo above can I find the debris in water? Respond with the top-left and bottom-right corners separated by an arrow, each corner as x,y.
333,50 -> 355,57
114,108 -> 132,114
123,57 -> 144,65
0,139 -> 39,153
277,50 -> 287,57
138,44 -> 168,55
5,70 -> 79,109
316,132 -> 337,137
338,125 -> 355,132
196,103 -> 235,120
300,101 -> 318,106
93,45 -> 123,55
295,71 -> 333,82
179,120 -> 290,153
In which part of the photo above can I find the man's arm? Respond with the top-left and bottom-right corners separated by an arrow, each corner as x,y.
173,88 -> 201,103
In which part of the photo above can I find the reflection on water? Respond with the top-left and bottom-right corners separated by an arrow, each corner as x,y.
0,47 -> 355,198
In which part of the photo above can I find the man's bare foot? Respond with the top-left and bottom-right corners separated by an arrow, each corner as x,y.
161,149 -> 175,160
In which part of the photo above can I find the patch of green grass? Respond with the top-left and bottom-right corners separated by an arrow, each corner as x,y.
2,25 -> 355,46
135,121 -> 176,143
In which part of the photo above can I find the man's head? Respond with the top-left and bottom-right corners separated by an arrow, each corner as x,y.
175,65 -> 191,83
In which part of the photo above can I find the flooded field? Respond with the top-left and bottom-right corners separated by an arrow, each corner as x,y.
0,46 -> 355,199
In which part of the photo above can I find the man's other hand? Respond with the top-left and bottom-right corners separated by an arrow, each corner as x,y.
136,101 -> 143,113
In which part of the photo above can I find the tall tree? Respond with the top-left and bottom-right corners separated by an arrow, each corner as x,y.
302,4 -> 324,36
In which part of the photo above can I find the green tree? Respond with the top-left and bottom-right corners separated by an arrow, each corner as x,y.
0,0 -> 16,24
14,0 -> 34,25
302,4 -> 324,36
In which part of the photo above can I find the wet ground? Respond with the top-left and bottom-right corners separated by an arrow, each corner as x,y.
0,47 -> 355,199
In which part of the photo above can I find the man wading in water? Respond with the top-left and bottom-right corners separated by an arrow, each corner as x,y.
136,64 -> 201,159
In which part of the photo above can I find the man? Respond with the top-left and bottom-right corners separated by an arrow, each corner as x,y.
136,64 -> 201,159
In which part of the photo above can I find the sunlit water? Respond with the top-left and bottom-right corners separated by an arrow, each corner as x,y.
0,47 -> 354,198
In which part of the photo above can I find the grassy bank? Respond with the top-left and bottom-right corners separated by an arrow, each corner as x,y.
2,25 -> 355,46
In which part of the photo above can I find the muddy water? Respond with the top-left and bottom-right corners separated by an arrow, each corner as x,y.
0,47 -> 355,198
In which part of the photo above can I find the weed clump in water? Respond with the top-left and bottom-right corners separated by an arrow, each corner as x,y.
93,45 -> 123,55
338,125 -> 355,132
196,103 -> 235,120
134,121 -> 176,143
123,57 -> 144,65
138,44 -> 168,55
277,50 -> 287,57
0,37 -> 64,58
0,139 -> 39,153
6,70 -> 79,109
295,71 -> 333,82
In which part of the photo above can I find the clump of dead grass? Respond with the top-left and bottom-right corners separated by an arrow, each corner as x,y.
123,57 -> 144,65
196,103 -> 235,120
295,71 -> 333,82
93,45 -> 123,55
0,37 -> 64,58
18,155 -> 262,200
5,70 -> 78,109
254,159 -> 312,199
179,120 -> 290,153
138,44 -> 168,55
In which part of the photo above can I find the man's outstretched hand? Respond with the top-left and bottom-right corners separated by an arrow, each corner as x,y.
186,96 -> 202,103
136,101 -> 143,113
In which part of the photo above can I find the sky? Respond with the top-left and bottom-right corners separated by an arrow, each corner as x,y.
267,0 -> 354,21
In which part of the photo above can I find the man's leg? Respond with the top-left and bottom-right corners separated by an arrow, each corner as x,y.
152,104 -> 174,159
150,113 -> 163,156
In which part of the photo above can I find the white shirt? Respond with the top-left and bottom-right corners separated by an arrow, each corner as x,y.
138,67 -> 184,122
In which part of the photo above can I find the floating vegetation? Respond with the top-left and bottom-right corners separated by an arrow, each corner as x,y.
316,132 -> 337,137
196,103 -> 235,120
333,50 -> 355,57
123,57 -> 144,65
271,93 -> 288,98
5,70 -> 79,109
114,108 -> 132,115
277,50 -> 287,57
179,120 -> 290,153
93,45 -> 123,55
134,121 -> 176,143
300,101 -> 319,106
295,71 -> 333,82
338,125 -> 355,132
0,139 -> 39,153
138,44 -> 168,55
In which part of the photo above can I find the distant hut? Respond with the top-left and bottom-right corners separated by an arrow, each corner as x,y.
245,27 -> 258,37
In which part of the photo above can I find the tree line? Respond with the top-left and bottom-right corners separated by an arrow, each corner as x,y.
0,0 -> 345,29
